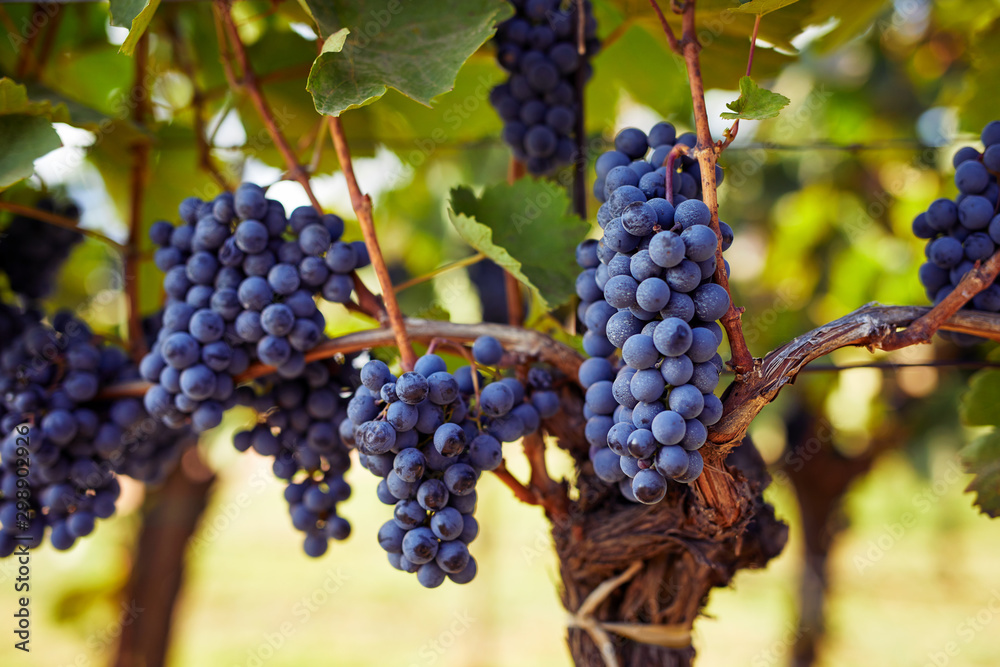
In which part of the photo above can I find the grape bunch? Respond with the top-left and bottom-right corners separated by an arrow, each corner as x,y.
913,120 -> 1000,336
351,336 -> 560,587
576,124 -> 732,504
141,183 -> 370,432
593,123 -> 722,205
233,359 -> 357,557
489,0 -> 599,175
0,309 -> 194,554
0,199 -> 82,300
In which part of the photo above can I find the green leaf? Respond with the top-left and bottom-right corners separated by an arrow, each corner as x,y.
306,0 -> 513,116
109,0 -> 160,56
962,430 -> 1000,518
0,78 -> 69,121
0,115 -> 62,188
321,27 -> 350,54
109,0 -> 146,27
961,368 -> 1000,427
733,0 -> 805,14
720,75 -> 790,120
0,79 -> 69,189
23,82 -> 131,135
447,181 -> 590,311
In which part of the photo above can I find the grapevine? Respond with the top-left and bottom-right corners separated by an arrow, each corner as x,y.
4,2 -> 1000,666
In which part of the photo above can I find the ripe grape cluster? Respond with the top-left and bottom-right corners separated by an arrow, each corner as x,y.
141,183 -> 370,433
592,123 -> 721,206
489,0 -> 599,175
0,199 -> 82,300
913,120 -> 1000,336
0,309 -> 196,555
576,125 -> 732,504
0,197 -> 199,555
233,359 -> 358,557
352,336 -> 559,587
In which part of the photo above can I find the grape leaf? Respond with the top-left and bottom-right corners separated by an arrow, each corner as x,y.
0,115 -> 62,189
961,368 -> 1000,427
720,76 -> 790,120
962,430 -> 1000,518
305,0 -> 513,116
0,78 -> 70,121
109,0 -> 160,56
448,181 -> 590,311
734,0 -> 804,14
0,79 -> 69,189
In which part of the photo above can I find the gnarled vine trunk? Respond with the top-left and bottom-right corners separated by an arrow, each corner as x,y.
544,393 -> 788,666
113,450 -> 215,667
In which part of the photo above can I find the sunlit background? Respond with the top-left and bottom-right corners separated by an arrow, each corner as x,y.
3,0 -> 1000,665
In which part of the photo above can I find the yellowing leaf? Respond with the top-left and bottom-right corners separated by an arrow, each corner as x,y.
720,76 -> 790,121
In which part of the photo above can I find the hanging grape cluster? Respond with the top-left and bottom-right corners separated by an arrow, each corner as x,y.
352,336 -> 560,586
913,120 -> 1000,344
489,0 -> 599,175
140,183 -> 370,433
576,124 -> 732,503
0,202 -> 196,555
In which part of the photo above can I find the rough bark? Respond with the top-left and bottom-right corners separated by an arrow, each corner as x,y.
548,415 -> 787,666
113,450 -> 215,667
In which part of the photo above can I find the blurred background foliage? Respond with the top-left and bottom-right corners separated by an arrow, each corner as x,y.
3,0 -> 1000,665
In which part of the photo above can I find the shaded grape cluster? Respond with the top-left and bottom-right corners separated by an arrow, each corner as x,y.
141,183 -> 370,432
576,125 -> 732,503
352,336 -> 560,587
0,199 -> 82,300
233,359 -> 358,557
913,121 -> 1000,340
489,0 -> 599,175
0,310 -> 195,555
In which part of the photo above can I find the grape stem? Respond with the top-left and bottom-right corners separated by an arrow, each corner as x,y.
125,33 -> 152,362
167,18 -> 233,191
327,116 -> 418,372
98,305 -> 1000,401
0,202 -> 127,251
661,143 -> 689,207
880,251 -> 1000,350
675,0 -> 755,378
13,2 -> 45,77
213,1 -> 383,323
426,337 -> 483,413
522,431 -> 570,521
215,2 -> 319,210
393,253 -> 487,293
647,0 -> 682,55
718,14 -> 762,153
506,158 -> 527,326
572,3 -> 588,221
492,462 -> 543,506
98,319 -> 588,399
709,299 -> 1000,466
